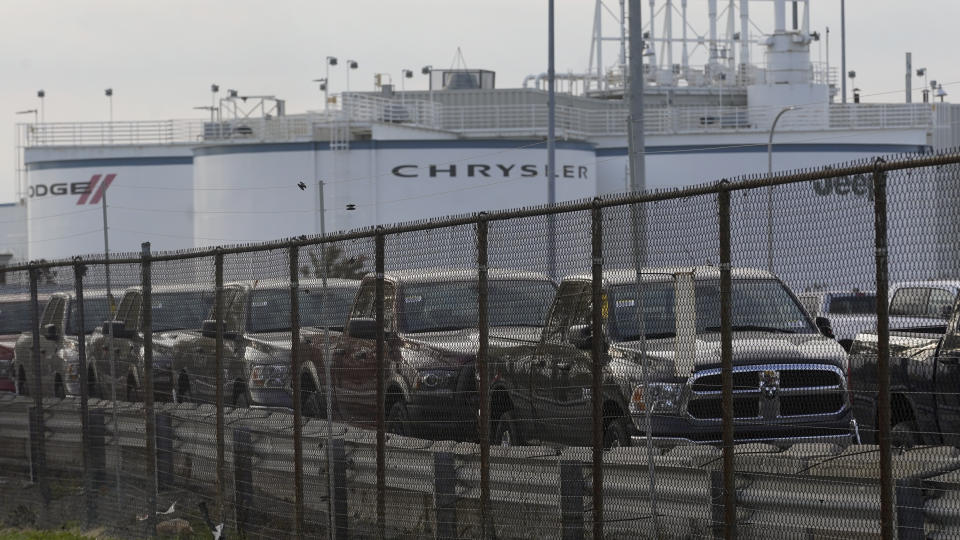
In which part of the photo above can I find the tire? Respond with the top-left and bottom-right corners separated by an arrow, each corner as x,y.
88,370 -> 101,400
175,374 -> 191,404
16,367 -> 28,396
233,384 -> 250,408
54,377 -> 65,399
892,421 -> 921,449
387,400 -> 410,436
301,382 -> 326,419
603,419 -> 630,449
126,379 -> 142,403
494,410 -> 523,447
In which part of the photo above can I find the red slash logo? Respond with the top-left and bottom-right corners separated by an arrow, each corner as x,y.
76,174 -> 116,205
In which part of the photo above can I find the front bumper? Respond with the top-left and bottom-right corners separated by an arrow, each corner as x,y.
249,387 -> 293,409
407,391 -> 478,441
629,410 -> 855,447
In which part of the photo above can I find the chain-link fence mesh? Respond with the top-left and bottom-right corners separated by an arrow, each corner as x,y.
6,152 -> 960,538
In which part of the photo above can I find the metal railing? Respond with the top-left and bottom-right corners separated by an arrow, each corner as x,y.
16,100 -> 935,148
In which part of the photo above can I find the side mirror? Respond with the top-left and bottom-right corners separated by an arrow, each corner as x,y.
816,316 -> 835,339
42,323 -> 59,341
569,324 -> 593,350
201,320 -> 238,340
346,317 -> 380,340
102,320 -> 134,339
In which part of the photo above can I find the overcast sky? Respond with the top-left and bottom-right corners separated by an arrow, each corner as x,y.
3,0 -> 959,204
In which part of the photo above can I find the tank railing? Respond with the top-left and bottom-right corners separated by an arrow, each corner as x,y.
18,101 -> 936,148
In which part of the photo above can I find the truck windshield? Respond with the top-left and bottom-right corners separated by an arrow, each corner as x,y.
248,287 -> 358,333
0,300 -> 33,334
611,279 -> 814,341
151,291 -> 215,332
402,279 -> 555,333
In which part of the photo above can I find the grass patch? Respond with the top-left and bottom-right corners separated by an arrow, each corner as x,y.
0,528 -> 114,540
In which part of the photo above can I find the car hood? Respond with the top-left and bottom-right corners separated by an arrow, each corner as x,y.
612,331 -> 847,377
398,326 -> 543,368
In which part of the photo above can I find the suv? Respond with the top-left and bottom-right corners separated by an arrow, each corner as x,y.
331,269 -> 556,441
161,278 -> 358,407
798,290 -> 876,350
487,267 -> 853,448
66,283 -> 214,401
244,278 -> 360,413
13,290 -> 111,397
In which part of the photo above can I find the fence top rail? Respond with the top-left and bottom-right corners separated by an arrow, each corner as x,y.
4,148 -> 959,273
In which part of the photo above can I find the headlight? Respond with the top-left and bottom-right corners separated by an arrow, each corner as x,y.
250,364 -> 290,389
57,346 -> 79,363
629,382 -> 684,415
414,369 -> 457,391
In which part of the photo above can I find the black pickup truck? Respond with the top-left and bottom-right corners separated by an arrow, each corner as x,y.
487,267 -> 854,448
330,269 -> 555,441
849,292 -> 960,447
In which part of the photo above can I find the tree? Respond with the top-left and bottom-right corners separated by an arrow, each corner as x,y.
300,244 -> 368,280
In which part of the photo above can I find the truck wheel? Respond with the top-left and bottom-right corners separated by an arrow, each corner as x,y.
892,421 -> 920,449
126,379 -> 142,403
54,376 -> 65,399
387,400 -> 410,436
603,419 -> 630,449
301,375 -> 326,418
494,410 -> 523,447
233,384 -> 250,408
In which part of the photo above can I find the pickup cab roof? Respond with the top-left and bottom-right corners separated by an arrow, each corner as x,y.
562,266 -> 776,285
370,268 -> 553,285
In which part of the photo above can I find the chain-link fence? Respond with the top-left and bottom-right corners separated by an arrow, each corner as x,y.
3,151 -> 960,538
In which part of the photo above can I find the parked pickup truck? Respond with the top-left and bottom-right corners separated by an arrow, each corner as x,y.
487,267 -> 854,448
330,269 -> 556,441
160,278 -> 359,407
0,291 -> 48,393
63,284 -> 214,401
13,290 -> 111,397
243,278 -> 360,414
849,288 -> 960,447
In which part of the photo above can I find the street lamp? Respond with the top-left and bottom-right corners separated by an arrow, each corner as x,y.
401,69 -> 413,92
320,56 -> 337,112
766,105 -> 797,272
105,88 -> 113,143
421,65 -> 434,106
345,59 -> 358,92
36,90 -> 45,124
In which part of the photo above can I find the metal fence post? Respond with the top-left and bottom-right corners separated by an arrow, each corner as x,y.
290,243 -> 305,539
873,159 -> 894,540
375,228 -> 386,539
560,460 -> 585,540
331,438 -> 348,538
156,412 -> 174,490
718,183 -> 737,539
73,260 -> 96,525
141,242 -> 158,533
590,199 -> 604,539
27,265 -> 48,506
476,213 -> 491,538
214,249 -> 226,523
233,426 -> 253,536
434,451 -> 457,539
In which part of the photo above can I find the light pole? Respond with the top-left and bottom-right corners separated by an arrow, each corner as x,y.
323,56 -> 337,112
105,88 -> 113,143
345,60 -> 358,92
400,69 -> 413,104
15,109 -> 38,146
37,90 -> 45,123
421,65 -> 434,125
766,105 -> 797,272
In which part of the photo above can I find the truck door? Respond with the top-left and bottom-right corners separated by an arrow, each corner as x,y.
533,280 -> 592,445
935,297 -> 960,445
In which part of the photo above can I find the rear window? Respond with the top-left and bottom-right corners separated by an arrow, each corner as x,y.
890,287 -> 956,320
827,295 -> 876,315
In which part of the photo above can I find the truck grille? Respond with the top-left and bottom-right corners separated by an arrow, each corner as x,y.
686,364 -> 846,421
